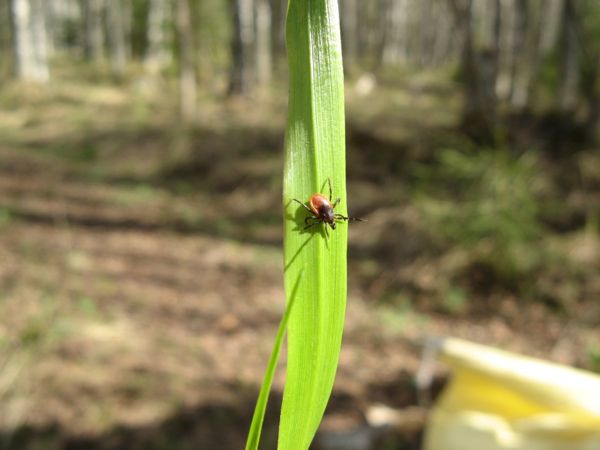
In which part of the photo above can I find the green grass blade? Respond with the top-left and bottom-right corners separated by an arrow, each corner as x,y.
280,0 -> 347,449
245,272 -> 303,450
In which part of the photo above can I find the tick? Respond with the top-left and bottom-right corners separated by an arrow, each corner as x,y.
293,178 -> 363,238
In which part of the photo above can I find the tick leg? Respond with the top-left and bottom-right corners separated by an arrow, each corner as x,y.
304,219 -> 321,230
335,214 -> 365,222
305,216 -> 317,225
332,198 -> 341,208
327,178 -> 333,201
293,198 -> 314,215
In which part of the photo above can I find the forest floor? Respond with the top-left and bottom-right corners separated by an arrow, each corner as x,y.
0,69 -> 599,450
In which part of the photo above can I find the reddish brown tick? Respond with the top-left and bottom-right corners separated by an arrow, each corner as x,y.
293,178 -> 364,238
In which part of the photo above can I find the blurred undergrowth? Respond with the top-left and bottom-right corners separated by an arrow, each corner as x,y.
413,147 -> 556,293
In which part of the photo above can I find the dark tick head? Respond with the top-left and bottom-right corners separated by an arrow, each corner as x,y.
318,205 -> 335,224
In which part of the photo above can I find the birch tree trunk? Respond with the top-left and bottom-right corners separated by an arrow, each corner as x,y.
121,0 -> 132,62
431,0 -> 455,66
382,0 -> 408,66
81,0 -> 104,61
450,0 -> 498,143
558,0 -> 580,113
539,0 -> 563,55
341,0 -> 358,71
419,0 -> 435,67
270,0 -> 286,65
106,0 -> 126,75
12,0 -> 49,82
42,0 -> 56,56
510,0 -> 543,111
145,0 -> 171,74
228,0 -> 254,95
509,0 -> 529,109
177,0 -> 197,119
496,0 -> 516,101
255,0 -> 271,87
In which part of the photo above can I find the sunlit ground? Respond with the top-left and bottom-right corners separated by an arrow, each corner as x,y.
1,66 -> 599,448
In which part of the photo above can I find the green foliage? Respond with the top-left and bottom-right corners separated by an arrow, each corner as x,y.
586,340 -> 600,374
0,207 -> 12,229
444,286 -> 468,314
415,148 -> 549,286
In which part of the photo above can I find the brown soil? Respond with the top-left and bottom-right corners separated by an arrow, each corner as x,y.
0,74 -> 598,450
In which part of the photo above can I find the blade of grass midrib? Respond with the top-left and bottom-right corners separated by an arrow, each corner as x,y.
303,7 -> 329,444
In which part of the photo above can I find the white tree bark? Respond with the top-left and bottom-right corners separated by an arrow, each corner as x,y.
177,0 -> 196,119
382,0 -> 409,66
431,0 -> 454,66
255,0 -> 271,86
558,0 -> 579,112
106,0 -> 126,74
239,0 -> 254,83
341,0 -> 358,69
82,0 -> 105,61
42,0 -> 55,56
539,0 -> 563,54
12,0 -> 49,82
229,0 -> 254,94
495,0 -> 516,101
145,0 -> 171,73
510,0 -> 543,110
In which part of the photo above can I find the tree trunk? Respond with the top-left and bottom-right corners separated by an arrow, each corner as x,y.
509,0 -> 529,109
121,0 -> 132,62
145,0 -> 171,74
177,0 -> 196,119
12,0 -> 49,82
509,0 -> 544,111
42,0 -> 56,56
341,0 -> 358,72
450,0 -> 498,144
371,0 -> 388,70
419,0 -> 435,67
270,0 -> 286,65
382,0 -> 408,66
539,0 -> 563,54
106,0 -> 126,75
558,0 -> 580,113
431,0 -> 454,66
357,0 -> 378,66
495,0 -> 516,101
228,0 -> 254,95
81,0 -> 105,61
255,0 -> 271,87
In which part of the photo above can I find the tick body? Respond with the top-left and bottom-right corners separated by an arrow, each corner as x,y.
309,193 -> 337,229
293,178 -> 363,237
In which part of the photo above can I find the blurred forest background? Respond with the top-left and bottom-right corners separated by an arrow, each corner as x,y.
1,0 -> 600,449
